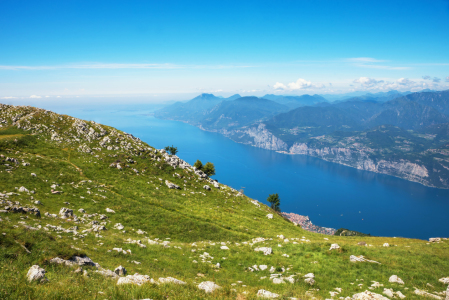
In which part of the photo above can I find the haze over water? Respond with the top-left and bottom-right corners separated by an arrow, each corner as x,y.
50,104 -> 449,240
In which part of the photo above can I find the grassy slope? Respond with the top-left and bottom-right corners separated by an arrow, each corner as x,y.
0,104 -> 448,300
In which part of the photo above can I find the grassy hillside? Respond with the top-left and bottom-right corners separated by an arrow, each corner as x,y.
0,104 -> 448,300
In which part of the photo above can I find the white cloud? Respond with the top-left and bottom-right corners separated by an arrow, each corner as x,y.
433,77 -> 441,83
397,78 -> 414,85
29,95 -> 41,98
446,76 -> 449,82
273,82 -> 287,90
422,75 -> 431,80
353,77 -> 384,87
56,96 -> 61,98
287,78 -> 312,90
1,96 -> 18,99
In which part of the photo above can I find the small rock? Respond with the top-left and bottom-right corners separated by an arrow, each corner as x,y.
27,265 -> 47,282
389,275 -> 404,285
254,247 -> 272,255
266,214 -> 273,219
114,265 -> 127,276
329,243 -> 340,250
105,208 -> 115,213
159,277 -> 186,285
304,278 -> 315,285
383,243 -> 389,247
203,185 -> 211,191
18,186 -> 29,193
429,238 -> 441,243
198,281 -> 221,293
117,273 -> 153,285
220,245 -> 229,250
257,289 -> 279,298
353,290 -> 390,300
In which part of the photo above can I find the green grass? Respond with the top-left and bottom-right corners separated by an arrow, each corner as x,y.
0,104 -> 448,300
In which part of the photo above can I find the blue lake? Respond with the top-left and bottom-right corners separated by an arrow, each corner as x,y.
49,104 -> 449,240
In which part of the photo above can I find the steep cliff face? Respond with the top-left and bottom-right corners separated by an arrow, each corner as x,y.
289,142 -> 432,186
221,123 -> 443,188
222,123 -> 288,151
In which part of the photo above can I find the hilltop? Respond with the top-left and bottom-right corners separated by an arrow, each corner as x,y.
0,103 -> 448,299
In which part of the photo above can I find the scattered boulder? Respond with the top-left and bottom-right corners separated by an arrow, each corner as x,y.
114,265 -> 127,276
353,290 -> 390,300
50,256 -> 96,267
329,243 -> 340,250
220,245 -> 229,250
304,278 -> 315,285
105,208 -> 115,213
203,185 -> 211,191
18,186 -> 29,193
254,247 -> 272,255
198,281 -> 221,293
429,238 -> 441,243
27,265 -> 48,283
439,277 -> 449,284
165,180 -> 180,189
59,207 -> 73,219
78,208 -> 85,213
114,223 -> 124,230
266,214 -> 273,219
213,181 -> 219,188
389,275 -> 404,284
414,289 -> 442,299
350,255 -> 380,264
257,289 -> 279,298
97,269 -> 118,278
158,277 -> 186,285
383,243 -> 390,247
117,273 -> 154,285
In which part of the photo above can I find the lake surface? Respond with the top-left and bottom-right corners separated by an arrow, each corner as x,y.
49,104 -> 449,240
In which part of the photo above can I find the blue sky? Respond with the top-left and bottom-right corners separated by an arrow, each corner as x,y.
1,0 -> 448,102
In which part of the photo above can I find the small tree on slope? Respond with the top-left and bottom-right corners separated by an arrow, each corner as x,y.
267,193 -> 281,212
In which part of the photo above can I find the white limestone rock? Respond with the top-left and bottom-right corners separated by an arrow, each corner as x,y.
114,265 -> 127,276
117,273 -> 153,285
198,281 -> 221,293
114,223 -> 124,230
414,289 -> 442,299
266,214 -> 273,219
254,247 -> 272,255
59,207 -> 73,219
439,277 -> 449,284
304,278 -> 315,285
27,265 -> 47,282
220,245 -> 229,250
18,186 -> 29,193
257,289 -> 279,298
329,243 -> 340,250
106,208 -> 115,213
429,238 -> 441,243
389,275 -> 404,285
158,277 -> 186,285
353,290 -> 390,300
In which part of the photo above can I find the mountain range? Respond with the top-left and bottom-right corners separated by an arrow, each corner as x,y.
155,90 -> 449,188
